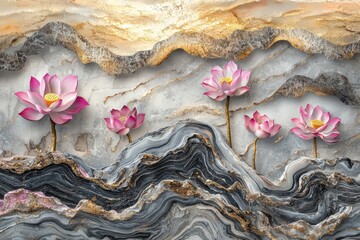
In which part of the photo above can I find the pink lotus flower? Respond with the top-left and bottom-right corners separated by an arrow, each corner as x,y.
15,74 -> 89,124
244,111 -> 281,138
290,104 -> 340,143
201,60 -> 251,101
104,105 -> 145,135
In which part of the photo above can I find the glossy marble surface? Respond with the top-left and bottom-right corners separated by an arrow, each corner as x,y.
0,121 -> 359,239
0,2 -> 359,239
0,43 -> 359,181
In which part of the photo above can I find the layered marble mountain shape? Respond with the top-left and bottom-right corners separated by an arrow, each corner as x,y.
2,1 -> 360,75
1,1 -> 360,239
0,121 -> 359,239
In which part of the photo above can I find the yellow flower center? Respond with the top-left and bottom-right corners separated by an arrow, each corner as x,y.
119,116 -> 127,122
220,77 -> 233,84
310,119 -> 324,129
44,93 -> 59,107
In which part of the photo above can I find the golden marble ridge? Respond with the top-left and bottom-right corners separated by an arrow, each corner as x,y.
1,0 -> 360,56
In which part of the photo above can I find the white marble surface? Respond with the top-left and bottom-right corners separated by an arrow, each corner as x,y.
0,42 -> 359,180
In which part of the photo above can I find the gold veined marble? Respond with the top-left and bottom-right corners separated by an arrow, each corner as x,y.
2,1 -> 360,74
0,2 -> 360,239
232,1 -> 360,44
1,0 -> 360,56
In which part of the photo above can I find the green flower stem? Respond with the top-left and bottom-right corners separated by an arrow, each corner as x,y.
252,137 -> 259,170
127,133 -> 132,143
50,119 -> 57,152
225,96 -> 232,148
313,137 -> 318,158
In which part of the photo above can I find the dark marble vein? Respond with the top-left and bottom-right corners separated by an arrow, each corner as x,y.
0,120 -> 359,239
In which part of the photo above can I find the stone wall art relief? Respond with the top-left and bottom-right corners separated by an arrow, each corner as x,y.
0,1 -> 359,239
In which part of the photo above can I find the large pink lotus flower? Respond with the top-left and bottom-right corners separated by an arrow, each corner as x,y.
104,105 -> 145,135
15,74 -> 89,124
290,104 -> 340,143
201,60 -> 251,101
244,111 -> 281,138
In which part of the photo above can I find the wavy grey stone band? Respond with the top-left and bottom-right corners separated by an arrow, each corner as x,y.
2,22 -> 360,76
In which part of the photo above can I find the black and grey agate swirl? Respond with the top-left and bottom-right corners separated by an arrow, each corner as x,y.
0,120 -> 359,239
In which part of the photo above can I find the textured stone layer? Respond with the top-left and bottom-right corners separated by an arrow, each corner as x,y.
0,121 -> 359,239
3,21 -> 360,75
2,1 -> 360,55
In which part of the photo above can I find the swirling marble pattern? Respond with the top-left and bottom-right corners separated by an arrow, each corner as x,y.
0,2 -> 359,238
0,120 -> 359,239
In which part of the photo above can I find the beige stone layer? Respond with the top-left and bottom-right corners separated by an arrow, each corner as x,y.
1,0 -> 360,56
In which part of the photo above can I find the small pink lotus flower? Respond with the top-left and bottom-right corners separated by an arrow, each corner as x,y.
244,111 -> 281,138
244,111 -> 281,170
290,104 -> 340,143
201,60 -> 251,101
15,74 -> 89,124
104,105 -> 145,136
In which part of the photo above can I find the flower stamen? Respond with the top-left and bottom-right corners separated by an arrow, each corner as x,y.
220,77 -> 233,84
119,116 -> 127,122
310,119 -> 324,129
44,93 -> 59,107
